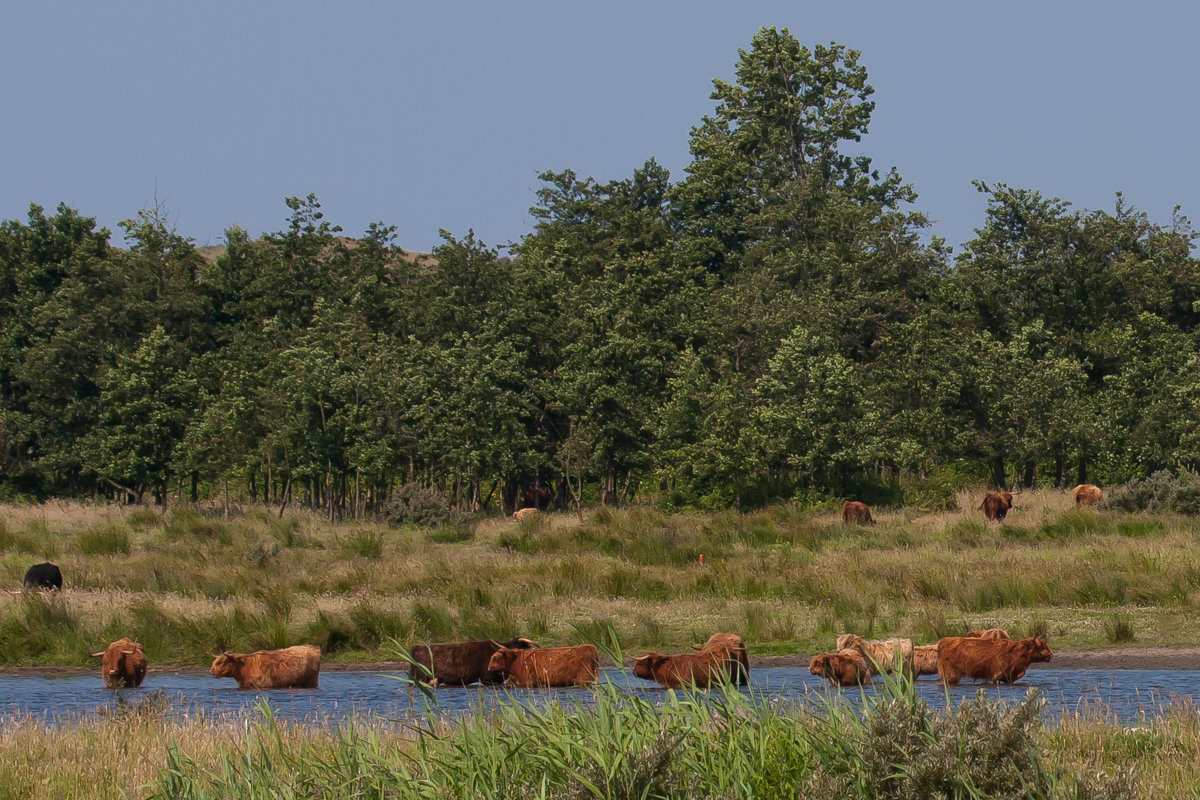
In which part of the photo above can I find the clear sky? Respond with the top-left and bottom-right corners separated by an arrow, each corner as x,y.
2,1 -> 1197,255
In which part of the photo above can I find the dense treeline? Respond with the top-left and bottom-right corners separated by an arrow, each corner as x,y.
3,28 -> 1200,514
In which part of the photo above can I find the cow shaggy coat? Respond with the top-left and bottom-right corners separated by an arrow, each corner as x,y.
980,492 -> 1014,522
487,644 -> 598,687
912,644 -> 939,677
693,632 -> 750,685
90,638 -> 147,688
841,501 -> 874,525
936,636 -> 1052,685
809,650 -> 871,686
966,628 -> 1012,640
512,508 -> 539,520
835,634 -> 914,676
632,650 -> 728,689
410,638 -> 537,686
210,645 -> 321,689
1074,484 -> 1103,507
23,562 -> 62,590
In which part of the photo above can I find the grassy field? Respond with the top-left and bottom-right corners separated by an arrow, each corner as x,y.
2,489 -> 1199,667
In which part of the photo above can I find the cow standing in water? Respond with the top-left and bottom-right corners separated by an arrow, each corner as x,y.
936,636 -> 1052,685
90,638 -> 148,688
210,645 -> 321,689
487,644 -> 598,687
409,638 -> 538,686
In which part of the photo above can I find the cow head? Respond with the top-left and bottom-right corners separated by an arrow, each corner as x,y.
631,653 -> 668,681
486,648 -> 519,673
1026,637 -> 1052,663
808,654 -> 830,677
210,652 -> 238,678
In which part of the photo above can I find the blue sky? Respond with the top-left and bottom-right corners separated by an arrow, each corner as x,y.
2,1 -> 1197,254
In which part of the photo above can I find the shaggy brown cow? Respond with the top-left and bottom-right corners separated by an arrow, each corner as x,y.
936,636 -> 1052,685
835,634 -> 914,676
1074,484 -> 1103,508
809,650 -> 871,687
89,638 -> 147,688
966,628 -> 1012,640
632,650 -> 728,689
209,645 -> 321,689
841,501 -> 874,525
693,632 -> 750,685
980,491 -> 1014,523
522,487 -> 551,510
512,508 -> 539,521
912,644 -> 939,677
487,644 -> 598,687
409,637 -> 538,686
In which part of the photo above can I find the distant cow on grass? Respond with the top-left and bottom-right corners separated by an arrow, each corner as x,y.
512,508 -> 539,521
89,638 -> 147,689
809,650 -> 871,687
692,632 -> 750,685
836,634 -> 914,676
912,644 -> 939,677
936,636 -> 1052,685
966,628 -> 1012,640
409,638 -> 538,686
487,644 -> 598,687
1073,484 -> 1103,508
980,491 -> 1014,523
23,562 -> 62,590
841,501 -> 874,525
209,645 -> 321,689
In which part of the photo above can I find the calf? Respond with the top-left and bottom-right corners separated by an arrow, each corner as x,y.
841,501 -> 874,525
89,638 -> 147,689
809,650 -> 871,687
632,650 -> 726,689
912,644 -> 939,677
409,637 -> 538,686
23,562 -> 62,590
835,634 -> 914,676
1073,484 -> 1103,508
512,508 -> 539,521
980,492 -> 1014,523
966,628 -> 1012,640
209,645 -> 321,689
487,644 -> 598,687
693,632 -> 750,685
936,636 -> 1052,685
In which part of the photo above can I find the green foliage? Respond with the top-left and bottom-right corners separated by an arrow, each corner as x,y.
382,484 -> 455,528
1104,616 -> 1137,643
75,524 -> 130,556
1105,471 -> 1200,515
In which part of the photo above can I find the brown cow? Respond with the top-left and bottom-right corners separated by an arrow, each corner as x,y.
841,501 -> 874,525
487,644 -> 598,687
410,637 -> 538,686
912,644 -> 939,677
809,650 -> 871,687
522,487 -> 551,510
209,645 -> 321,689
835,634 -> 914,676
632,650 -> 728,689
936,636 -> 1052,685
693,632 -> 750,685
980,491 -> 1014,523
512,508 -> 539,521
89,637 -> 147,689
1073,484 -> 1103,508
966,628 -> 1012,640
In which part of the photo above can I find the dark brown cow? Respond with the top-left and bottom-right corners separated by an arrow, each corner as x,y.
89,637 -> 147,689
209,645 -> 321,689
522,487 -> 551,510
936,636 -> 1052,685
632,650 -> 727,689
841,501 -> 874,525
1073,484 -> 1103,508
979,491 -> 1014,523
966,628 -> 1012,640
913,644 -> 939,677
486,644 -> 598,687
809,650 -> 871,687
409,637 -> 538,686
692,632 -> 750,685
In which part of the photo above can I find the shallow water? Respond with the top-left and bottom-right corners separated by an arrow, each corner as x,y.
2,666 -> 1195,724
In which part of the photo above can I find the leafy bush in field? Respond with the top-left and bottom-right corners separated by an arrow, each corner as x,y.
382,484 -> 465,528
1104,470 -> 1200,515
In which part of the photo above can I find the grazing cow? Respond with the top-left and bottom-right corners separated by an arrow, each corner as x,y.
936,636 -> 1052,685
980,491 -> 1014,523
841,501 -> 874,525
486,644 -> 598,687
89,638 -> 147,689
835,634 -> 914,676
966,628 -> 1012,640
409,637 -> 538,686
1073,484 -> 1103,508
809,650 -> 871,687
209,645 -> 321,689
693,632 -> 750,685
913,644 -> 939,677
23,562 -> 62,590
512,508 -> 539,521
632,650 -> 728,689
522,487 -> 551,510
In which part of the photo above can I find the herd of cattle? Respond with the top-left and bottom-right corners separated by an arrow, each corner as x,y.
841,483 -> 1103,525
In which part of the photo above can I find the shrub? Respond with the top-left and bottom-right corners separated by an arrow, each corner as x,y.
1105,469 -> 1200,515
382,484 -> 465,528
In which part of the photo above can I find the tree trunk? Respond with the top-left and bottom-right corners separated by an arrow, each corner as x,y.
1022,461 -> 1036,490
989,456 -> 1007,491
1076,456 -> 1088,487
1054,450 -> 1066,490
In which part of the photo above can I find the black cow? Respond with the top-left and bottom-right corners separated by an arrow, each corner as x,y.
23,562 -> 63,590
409,637 -> 538,686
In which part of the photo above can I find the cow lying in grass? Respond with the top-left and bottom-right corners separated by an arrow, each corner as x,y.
90,638 -> 147,688
936,636 -> 1052,685
209,645 -> 321,689
487,644 -> 598,687
809,650 -> 871,687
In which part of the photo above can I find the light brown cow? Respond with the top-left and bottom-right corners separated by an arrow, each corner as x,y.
89,638 -> 147,689
632,650 -> 727,689
512,508 -> 539,521
980,491 -> 1014,523
966,628 -> 1012,640
936,636 -> 1052,685
1073,484 -> 1103,508
209,645 -> 321,689
835,634 -> 914,676
809,650 -> 871,687
912,644 -> 939,677
693,632 -> 750,685
841,501 -> 874,525
487,644 -> 598,687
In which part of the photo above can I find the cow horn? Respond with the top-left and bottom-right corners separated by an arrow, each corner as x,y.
108,668 -> 118,675
516,637 -> 537,647
632,654 -> 652,661
121,650 -> 136,655
88,651 -> 105,658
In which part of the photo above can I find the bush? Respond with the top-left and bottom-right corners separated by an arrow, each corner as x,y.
1104,469 -> 1200,515
1104,616 -> 1136,643
382,484 -> 466,528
